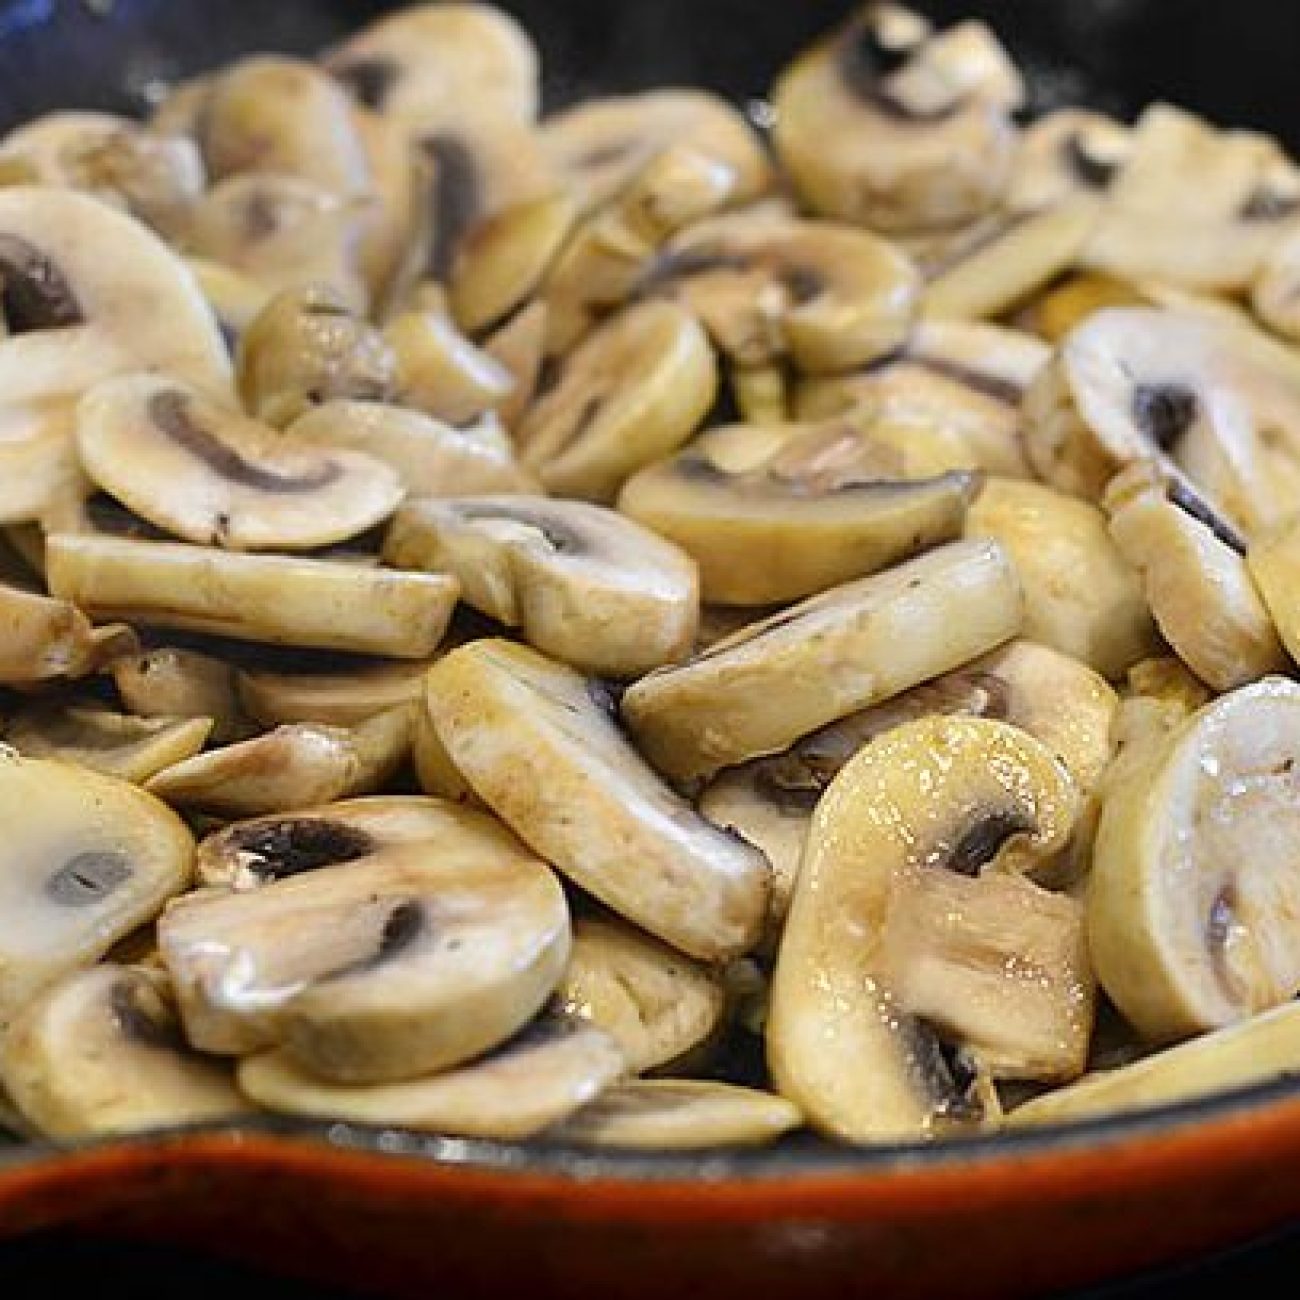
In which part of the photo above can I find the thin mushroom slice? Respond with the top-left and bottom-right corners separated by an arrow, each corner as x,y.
1089,678 -> 1300,1043
0,752 -> 193,1028
1249,516 -> 1300,667
768,716 -> 1089,1144
0,963 -> 253,1140
239,1015 -> 622,1138
0,580 -> 106,686
237,655 -> 433,728
384,496 -> 698,677
111,646 -> 251,744
160,807 -> 571,1080
46,534 -> 459,658
425,639 -> 770,960
622,538 -> 1024,786
1006,110 -> 1132,212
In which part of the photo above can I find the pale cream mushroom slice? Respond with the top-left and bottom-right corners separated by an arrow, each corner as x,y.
425,639 -> 770,960
111,645 -> 252,744
516,299 -> 717,502
385,495 -> 697,677
617,419 -> 977,606
239,1015 -> 622,1138
47,534 -> 459,658
0,578 -> 115,686
1249,515 -> 1300,666
622,538 -> 1024,786
410,701 -> 477,805
768,716 -> 1091,1143
159,802 -> 570,1081
237,653 -> 434,728
0,963 -> 253,1140
1006,110 -> 1132,212
771,4 -> 1023,233
1089,678 -> 1300,1044
0,752 -> 193,1028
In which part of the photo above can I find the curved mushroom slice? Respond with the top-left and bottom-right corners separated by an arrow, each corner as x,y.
1006,110 -> 1132,212
553,1079 -> 802,1150
0,963 -> 252,1140
622,539 -> 1024,786
0,404 -> 88,527
239,1016 -> 622,1138
111,645 -> 251,744
0,752 -> 193,1027
0,580 -> 108,686
1090,678 -> 1300,1043
768,716 -> 1090,1143
411,701 -> 476,805
384,496 -> 698,677
965,476 -> 1158,680
516,299 -> 717,502
160,808 -> 570,1081
557,916 -> 725,1073
46,534 -> 459,658
617,419 -> 977,606
77,375 -> 403,552
1104,461 -> 1286,691
771,4 -> 1023,233
237,655 -> 432,728
426,639 -> 770,960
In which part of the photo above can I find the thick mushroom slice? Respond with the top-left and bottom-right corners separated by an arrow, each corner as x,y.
1249,515 -> 1300,666
0,963 -> 253,1140
0,752 -> 193,1027
617,419 -> 977,606
384,496 -> 698,677
237,655 -> 433,728
425,639 -> 770,960
621,538 -> 1024,786
1006,110 -> 1132,212
76,374 -> 404,551
771,4 -> 1023,233
1089,678 -> 1300,1044
239,1015 -> 623,1138
0,579 -> 111,686
111,645 -> 251,744
46,534 -> 459,658
159,804 -> 570,1081
768,716 -> 1090,1143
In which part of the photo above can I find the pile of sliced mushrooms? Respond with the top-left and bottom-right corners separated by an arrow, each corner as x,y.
7,1 -> 1300,1153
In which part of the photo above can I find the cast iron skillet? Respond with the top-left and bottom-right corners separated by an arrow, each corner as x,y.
4,2 -> 1300,1296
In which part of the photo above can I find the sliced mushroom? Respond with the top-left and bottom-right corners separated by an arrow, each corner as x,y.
622,538 -> 1024,786
1248,514 -> 1300,668
0,751 -> 193,1027
768,716 -> 1090,1143
1006,109 -> 1132,212
237,655 -> 433,728
771,4 -> 1023,233
111,645 -> 251,744
0,579 -> 112,686
47,534 -> 458,658
159,800 -> 570,1080
425,639 -> 770,960
185,257 -> 275,355
411,700 -> 477,805
483,298 -> 548,429
384,495 -> 698,677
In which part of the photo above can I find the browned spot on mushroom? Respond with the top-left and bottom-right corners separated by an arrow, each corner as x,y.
0,233 -> 84,332
423,132 -> 483,282
1131,382 -> 1199,452
331,56 -> 399,110
944,810 -> 1033,877
225,817 -> 376,879
46,850 -> 133,907
1166,479 -> 1249,556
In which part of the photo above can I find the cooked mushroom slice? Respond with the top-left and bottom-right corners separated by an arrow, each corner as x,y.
0,580 -> 107,686
385,496 -> 697,677
49,534 -> 458,657
768,716 -> 1090,1143
1090,678 -> 1300,1043
111,646 -> 251,744
965,477 -> 1158,680
160,806 -> 570,1080
484,299 -> 548,429
1248,516 -> 1300,667
1006,110 -> 1132,212
77,375 -> 403,551
1015,272 -> 1146,345
0,752 -> 193,1027
0,405 -> 88,529
240,1015 -> 622,1138
557,916 -> 725,1073
1253,226 -> 1300,344
145,708 -> 412,817
617,419 -> 977,606
1103,461 -> 1286,691
411,702 -> 476,804
185,257 -> 275,354
771,5 -> 1023,233
426,639 -> 769,959
0,963 -> 252,1140
622,539 -> 1023,786
238,655 -> 432,728
516,299 -> 717,502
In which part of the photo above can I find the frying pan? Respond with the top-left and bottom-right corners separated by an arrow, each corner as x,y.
3,2 -> 1300,1297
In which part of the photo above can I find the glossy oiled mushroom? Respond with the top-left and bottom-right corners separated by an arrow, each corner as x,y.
111,645 -> 252,744
236,653 -> 434,728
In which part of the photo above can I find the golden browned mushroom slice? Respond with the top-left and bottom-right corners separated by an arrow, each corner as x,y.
768,716 -> 1091,1143
385,496 -> 697,677
426,639 -> 770,959
239,1015 -> 623,1138
1006,110 -> 1132,211
237,654 -> 433,728
111,645 -> 251,744
771,4 -> 1022,233
516,299 -> 717,502
553,1079 -> 802,1150
965,476 -> 1158,680
0,752 -> 193,1027
0,963 -> 253,1140
1090,678 -> 1300,1044
159,801 -> 570,1080
557,916 -> 725,1073
622,538 -> 1024,786
46,534 -> 459,658
617,419 -> 977,606
77,374 -> 404,551
0,578 -> 112,686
